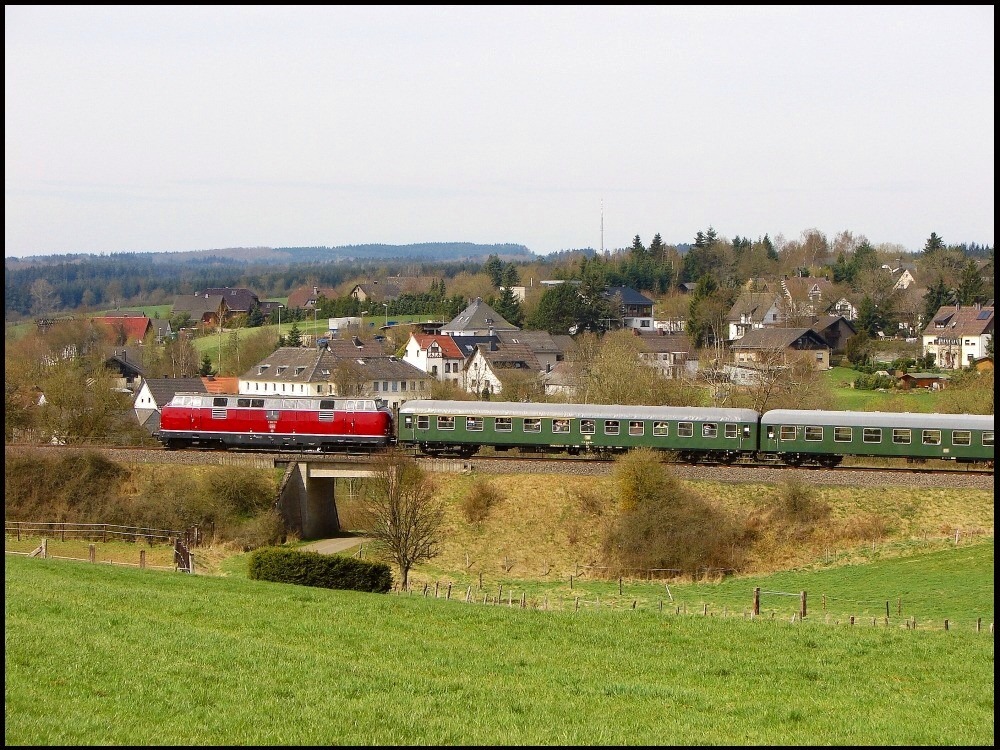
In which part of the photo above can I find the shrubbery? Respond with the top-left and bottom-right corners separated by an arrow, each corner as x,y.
247,547 -> 392,592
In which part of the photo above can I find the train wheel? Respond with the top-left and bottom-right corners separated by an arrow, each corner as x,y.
783,454 -> 804,467
818,455 -> 842,468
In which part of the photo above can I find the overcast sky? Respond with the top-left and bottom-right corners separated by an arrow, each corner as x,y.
5,5 -> 995,259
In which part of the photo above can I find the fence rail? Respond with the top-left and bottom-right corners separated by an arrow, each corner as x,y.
5,521 -> 198,547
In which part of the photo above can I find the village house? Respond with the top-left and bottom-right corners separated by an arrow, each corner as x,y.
726,289 -> 784,341
921,304 -> 994,370
464,341 -> 542,397
729,327 -> 832,370
238,343 -> 430,409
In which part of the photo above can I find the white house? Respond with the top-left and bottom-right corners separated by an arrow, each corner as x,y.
921,304 -> 994,370
402,333 -> 469,387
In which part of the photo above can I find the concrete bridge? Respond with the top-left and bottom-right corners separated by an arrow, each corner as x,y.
275,456 -> 467,539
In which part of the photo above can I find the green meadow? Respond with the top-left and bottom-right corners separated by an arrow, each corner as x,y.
5,541 -> 993,745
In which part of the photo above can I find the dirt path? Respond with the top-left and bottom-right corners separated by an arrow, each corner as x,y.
300,536 -> 372,555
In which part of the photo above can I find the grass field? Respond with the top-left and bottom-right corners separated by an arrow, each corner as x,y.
4,542 -> 994,745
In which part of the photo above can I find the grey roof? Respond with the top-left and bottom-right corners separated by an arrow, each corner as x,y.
243,346 -> 426,384
172,293 -> 227,318
497,329 -> 564,354
197,287 -> 260,312
811,315 -> 856,333
442,297 -> 519,333
451,334 -> 500,358
761,409 -> 992,430
603,286 -> 654,306
473,342 -> 542,371
399,400 -> 760,422
727,291 -> 781,322
730,327 -> 829,350
142,377 -> 208,406
634,332 -> 693,354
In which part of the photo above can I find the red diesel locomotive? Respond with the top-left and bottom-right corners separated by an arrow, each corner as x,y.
156,393 -> 394,451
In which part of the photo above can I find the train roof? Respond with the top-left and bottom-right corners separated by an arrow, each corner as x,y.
761,409 -> 994,430
398,400 -> 760,422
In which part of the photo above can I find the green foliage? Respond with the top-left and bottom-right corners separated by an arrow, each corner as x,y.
611,448 -> 677,513
852,372 -> 896,391
247,546 -> 392,593
285,322 -> 303,347
198,353 -> 214,376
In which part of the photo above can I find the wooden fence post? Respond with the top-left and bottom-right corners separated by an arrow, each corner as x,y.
569,575 -> 574,590
944,619 -> 949,631
140,550 -> 146,569
447,583 -> 452,600
89,544 -> 95,563
753,587 -> 760,616
800,591 -> 807,619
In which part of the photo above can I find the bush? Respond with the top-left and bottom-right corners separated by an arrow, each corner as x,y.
247,547 -> 392,593
770,479 -> 830,525
460,478 -> 502,524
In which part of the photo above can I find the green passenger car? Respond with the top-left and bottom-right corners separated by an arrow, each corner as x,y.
759,410 -> 994,467
396,400 -> 761,460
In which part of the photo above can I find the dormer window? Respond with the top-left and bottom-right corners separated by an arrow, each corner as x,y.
276,366 -> 287,375
295,366 -> 305,375
258,365 -> 270,375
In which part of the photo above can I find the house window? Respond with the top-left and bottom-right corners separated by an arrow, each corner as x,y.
678,422 -> 693,438
779,425 -> 797,441
952,431 -> 971,446
834,427 -> 853,442
467,417 -> 483,431
815,352 -> 824,361
437,416 -> 455,430
629,421 -> 644,436
552,419 -> 570,434
416,415 -> 429,430
653,421 -> 668,437
892,429 -> 911,445
523,418 -> 541,433
863,428 -> 882,443
702,423 -> 718,439
921,430 -> 941,446
805,426 -> 824,441
495,417 -> 512,432
580,419 -> 595,435
604,420 -> 620,436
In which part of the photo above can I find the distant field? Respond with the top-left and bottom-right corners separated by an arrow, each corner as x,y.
4,542 -> 994,745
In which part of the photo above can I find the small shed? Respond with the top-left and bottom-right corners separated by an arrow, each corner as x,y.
896,372 -> 950,390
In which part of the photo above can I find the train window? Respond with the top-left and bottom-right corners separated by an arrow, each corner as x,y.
863,428 -> 882,443
523,418 -> 541,433
213,397 -> 229,407
678,422 -> 693,438
653,421 -> 668,436
320,400 -> 337,410
952,431 -> 971,446
552,419 -> 570,434
983,432 -> 994,446
495,417 -> 512,432
892,429 -> 911,445
629,421 -> 644,436
403,416 -> 413,428
921,430 -> 941,446
834,427 -> 852,442
437,416 -> 455,430
238,398 -> 251,408
779,426 -> 797,441
725,424 -> 738,439
805,426 -> 823,441
580,419 -> 596,435
251,399 -> 264,408
702,423 -> 717,438
604,420 -> 620,436
416,416 -> 429,430
467,417 -> 484,431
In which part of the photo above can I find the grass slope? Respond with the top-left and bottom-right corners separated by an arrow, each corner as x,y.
4,546 -> 994,746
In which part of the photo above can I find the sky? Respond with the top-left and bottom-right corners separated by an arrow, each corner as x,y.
4,5 -> 995,259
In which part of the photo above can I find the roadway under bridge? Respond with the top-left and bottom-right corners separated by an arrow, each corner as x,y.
275,456 -> 468,539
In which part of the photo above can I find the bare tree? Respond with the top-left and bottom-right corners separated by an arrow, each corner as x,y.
358,448 -> 444,590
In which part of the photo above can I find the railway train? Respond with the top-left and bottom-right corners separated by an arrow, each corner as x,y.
155,393 -> 994,469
